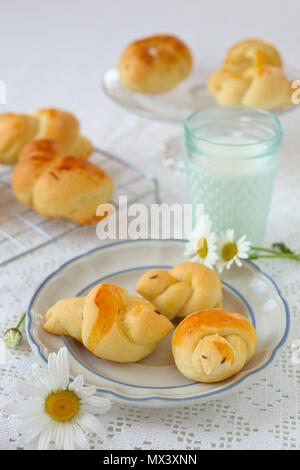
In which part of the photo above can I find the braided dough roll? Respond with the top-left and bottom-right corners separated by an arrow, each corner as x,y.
12,139 -> 114,224
43,283 -> 173,363
136,262 -> 222,321
0,108 -> 92,164
207,38 -> 292,109
172,309 -> 257,383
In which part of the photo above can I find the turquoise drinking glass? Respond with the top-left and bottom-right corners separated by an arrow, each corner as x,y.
184,106 -> 283,245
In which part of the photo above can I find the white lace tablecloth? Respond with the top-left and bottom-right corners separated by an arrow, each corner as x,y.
0,0 -> 299,450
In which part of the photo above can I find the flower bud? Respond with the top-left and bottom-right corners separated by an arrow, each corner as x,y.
3,328 -> 22,348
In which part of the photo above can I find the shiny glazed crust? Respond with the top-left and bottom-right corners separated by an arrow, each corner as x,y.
118,34 -> 192,93
172,309 -> 257,383
43,283 -> 173,363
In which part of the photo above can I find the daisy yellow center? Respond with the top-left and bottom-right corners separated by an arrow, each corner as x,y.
197,237 -> 208,258
45,389 -> 80,422
222,242 -> 238,261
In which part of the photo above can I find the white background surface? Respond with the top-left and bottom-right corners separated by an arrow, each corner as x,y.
0,0 -> 299,450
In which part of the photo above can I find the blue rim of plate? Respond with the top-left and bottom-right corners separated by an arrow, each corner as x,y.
26,239 -> 290,403
61,266 -> 255,390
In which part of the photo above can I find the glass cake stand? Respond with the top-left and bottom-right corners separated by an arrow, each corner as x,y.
102,49 -> 300,173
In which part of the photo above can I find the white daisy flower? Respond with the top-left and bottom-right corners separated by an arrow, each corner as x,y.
184,214 -> 219,269
217,229 -> 251,273
5,347 -> 111,450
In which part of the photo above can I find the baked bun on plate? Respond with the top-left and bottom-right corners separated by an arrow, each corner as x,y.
118,34 -> 192,94
136,262 -> 222,320
172,309 -> 257,383
207,38 -> 293,109
43,283 -> 173,363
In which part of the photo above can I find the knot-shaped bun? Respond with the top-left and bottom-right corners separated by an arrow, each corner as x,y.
224,38 -> 282,72
12,139 -> 114,224
136,262 -> 222,321
207,39 -> 292,109
172,309 -> 257,383
118,34 -> 192,94
43,283 -> 173,363
0,108 -> 92,164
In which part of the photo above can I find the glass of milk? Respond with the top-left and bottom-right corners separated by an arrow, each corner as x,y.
184,106 -> 283,245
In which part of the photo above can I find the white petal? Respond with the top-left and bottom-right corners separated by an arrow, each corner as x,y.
69,375 -> 84,392
208,231 -> 218,244
77,412 -> 104,437
63,423 -> 75,450
235,257 -> 242,267
73,423 -> 89,449
237,236 -> 251,251
19,413 -> 51,443
216,260 -> 226,274
188,253 -> 200,262
227,229 -> 235,241
184,243 -> 197,258
5,399 -> 44,418
31,362 -> 46,380
238,243 -> 251,253
38,424 -> 54,450
238,234 -> 247,243
194,213 -> 212,236
14,380 -> 44,398
225,259 -> 234,270
32,363 -> 53,393
77,385 -> 97,397
48,348 -> 69,389
57,348 -> 70,387
47,355 -> 61,390
81,396 -> 111,414
184,249 -> 196,259
53,422 -> 65,450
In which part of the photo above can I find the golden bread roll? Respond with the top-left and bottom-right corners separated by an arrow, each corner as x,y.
172,309 -> 257,383
33,156 -> 114,225
207,38 -> 292,109
43,283 -> 173,363
118,34 -> 192,93
12,139 -> 114,224
136,262 -> 222,321
0,108 -> 92,164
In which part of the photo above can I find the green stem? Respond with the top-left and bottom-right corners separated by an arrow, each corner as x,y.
249,254 -> 287,259
251,246 -> 294,256
15,312 -> 26,330
249,249 -> 300,261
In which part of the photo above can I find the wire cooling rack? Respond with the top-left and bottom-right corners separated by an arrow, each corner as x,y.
0,147 -> 161,266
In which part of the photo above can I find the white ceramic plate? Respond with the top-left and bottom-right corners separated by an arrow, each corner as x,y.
27,239 -> 290,408
102,58 -> 300,124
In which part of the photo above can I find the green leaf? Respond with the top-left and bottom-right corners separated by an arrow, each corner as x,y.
272,242 -> 295,254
